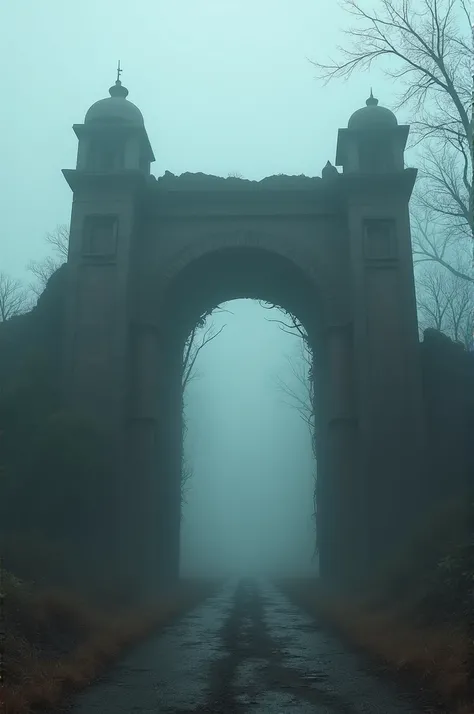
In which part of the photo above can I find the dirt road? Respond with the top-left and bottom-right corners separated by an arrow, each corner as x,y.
68,578 -> 432,713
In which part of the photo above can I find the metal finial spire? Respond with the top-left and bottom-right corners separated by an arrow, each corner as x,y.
366,88 -> 378,107
109,61 -> 129,98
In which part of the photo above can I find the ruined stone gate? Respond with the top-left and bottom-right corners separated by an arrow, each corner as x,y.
62,76 -> 426,593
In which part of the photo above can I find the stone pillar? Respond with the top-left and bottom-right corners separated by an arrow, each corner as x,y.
125,322 -> 181,599
363,252 -> 425,562
154,341 -> 182,587
321,323 -> 366,584
61,175 -> 144,431
344,176 -> 426,572
60,175 -> 145,589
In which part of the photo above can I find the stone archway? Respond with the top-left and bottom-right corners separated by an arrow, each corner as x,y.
128,242 -> 339,586
61,86 -> 426,595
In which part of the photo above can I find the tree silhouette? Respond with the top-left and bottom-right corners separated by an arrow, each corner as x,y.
28,225 -> 69,296
259,301 -> 319,558
181,307 -> 232,507
311,0 -> 472,274
0,272 -> 31,321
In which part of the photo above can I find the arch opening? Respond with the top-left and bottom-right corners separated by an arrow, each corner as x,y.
180,298 -> 318,578
161,245 -> 325,351
157,245 -> 326,579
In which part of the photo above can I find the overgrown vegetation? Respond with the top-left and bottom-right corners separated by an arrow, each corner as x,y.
0,266 -> 218,712
0,266 -> 103,583
0,571 -> 216,713
303,7 -> 473,701
280,497 -> 474,712
280,327 -> 474,713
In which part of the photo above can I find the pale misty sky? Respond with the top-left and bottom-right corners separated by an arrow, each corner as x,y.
1,1 -> 408,574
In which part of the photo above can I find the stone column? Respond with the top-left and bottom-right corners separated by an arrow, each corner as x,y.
60,186 -> 143,588
321,323 -> 366,584
363,259 -> 424,563
124,322 -> 181,599
345,191 -> 426,572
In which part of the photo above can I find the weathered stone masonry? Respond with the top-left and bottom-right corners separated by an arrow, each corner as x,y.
61,78 -> 425,594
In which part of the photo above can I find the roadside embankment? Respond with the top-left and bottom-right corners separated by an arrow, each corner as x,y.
278,499 -> 474,714
0,572 -> 218,714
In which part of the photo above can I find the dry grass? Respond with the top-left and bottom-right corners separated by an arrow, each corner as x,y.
279,499 -> 474,712
280,570 -> 472,714
283,580 -> 470,704
1,574 -> 217,714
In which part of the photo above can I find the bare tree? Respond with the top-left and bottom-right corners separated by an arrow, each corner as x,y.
273,338 -> 315,432
416,263 -> 474,346
0,273 -> 31,322
182,317 -> 227,390
259,301 -> 319,557
180,307 -> 232,508
311,0 -> 472,265
412,206 -> 473,283
180,456 -> 194,512
28,225 -> 69,296
259,301 -> 314,431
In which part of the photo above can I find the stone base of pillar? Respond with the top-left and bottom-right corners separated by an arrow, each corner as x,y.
319,418 -> 368,588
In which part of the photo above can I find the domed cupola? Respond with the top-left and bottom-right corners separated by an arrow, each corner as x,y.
347,91 -> 398,131
84,76 -> 145,127
336,91 -> 409,174
72,63 -> 155,176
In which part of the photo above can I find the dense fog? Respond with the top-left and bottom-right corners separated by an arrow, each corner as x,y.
180,299 -> 316,577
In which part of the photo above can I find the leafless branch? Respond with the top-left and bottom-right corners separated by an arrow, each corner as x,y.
182,323 -> 226,389
180,307 -> 231,499
180,458 -> 194,509
258,301 -> 309,342
311,0 -> 472,259
45,224 -> 69,259
273,333 -> 319,554
0,272 -> 32,322
411,207 -> 474,283
312,0 -> 471,134
27,256 -> 63,296
27,225 -> 69,296
416,261 -> 474,346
